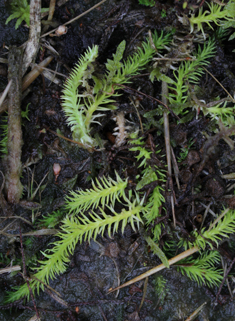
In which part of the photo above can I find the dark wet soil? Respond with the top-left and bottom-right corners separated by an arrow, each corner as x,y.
1,0 -> 235,320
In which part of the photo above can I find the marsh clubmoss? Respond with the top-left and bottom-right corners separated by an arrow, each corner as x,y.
5,27 -> 235,303
188,0 -> 235,39
5,0 -> 48,29
61,31 -> 172,148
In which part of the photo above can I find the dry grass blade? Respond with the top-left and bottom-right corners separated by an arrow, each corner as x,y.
108,246 -> 199,293
185,302 -> 207,321
22,56 -> 54,91
203,67 -> 235,103
162,81 -> 176,227
0,80 -> 12,108
41,0 -> 108,38
22,0 -> 41,75
0,265 -> 21,274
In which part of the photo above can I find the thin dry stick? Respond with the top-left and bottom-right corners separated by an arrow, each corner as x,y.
221,257 -> 233,298
208,208 -> 230,232
185,302 -> 207,321
138,276 -> 148,313
171,146 -> 180,190
216,256 -> 235,302
0,265 -> 21,275
203,67 -> 235,103
22,56 -> 54,91
41,0 -> 108,38
162,81 -> 176,227
116,83 -> 180,120
108,246 -> 199,293
46,127 -> 97,152
48,0 -> 56,21
0,57 -> 54,114
0,80 -> 12,108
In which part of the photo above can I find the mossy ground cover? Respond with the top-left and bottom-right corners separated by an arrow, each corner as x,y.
1,0 -> 235,320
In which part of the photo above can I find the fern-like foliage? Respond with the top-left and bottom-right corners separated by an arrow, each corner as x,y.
129,135 -> 152,168
168,38 -> 215,109
61,32 -> 172,147
202,101 -> 235,126
6,194 -> 147,303
5,0 -> 48,29
39,210 -> 65,228
179,209 -> 235,250
221,0 -> 235,40
130,134 -> 166,241
176,251 -> 223,287
65,172 -> 128,214
189,1 -> 231,39
61,46 -> 99,147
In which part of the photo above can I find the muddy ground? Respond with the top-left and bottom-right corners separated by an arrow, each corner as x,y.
1,0 -> 235,320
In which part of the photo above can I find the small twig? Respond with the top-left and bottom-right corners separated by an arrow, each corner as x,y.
22,56 -> 54,91
108,246 -> 199,293
0,216 -> 33,225
203,67 -> 235,103
19,226 -> 40,319
115,83 -> 180,120
221,257 -> 233,298
200,201 -> 212,231
137,276 -> 148,313
0,80 -> 12,108
0,265 -> 21,274
208,208 -> 230,232
153,57 -> 196,61
48,0 -> 56,21
162,81 -> 176,228
29,171 -> 49,201
185,302 -> 207,321
41,0 -> 108,38
171,146 -> 180,190
216,256 -> 235,302
45,127 -> 97,152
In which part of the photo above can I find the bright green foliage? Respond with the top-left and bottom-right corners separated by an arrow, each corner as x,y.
179,209 -> 235,250
138,0 -> 155,7
203,101 -> 235,126
137,166 -> 165,225
5,0 -> 48,29
145,236 -> 169,267
61,46 -> 99,147
221,0 -> 235,40
189,1 -> 231,39
5,192 -> 147,302
130,135 -> 166,241
61,32 -> 172,147
63,197 -> 145,243
39,210 -> 65,228
176,251 -> 223,287
168,39 -> 215,108
6,0 -> 30,29
145,186 -> 165,239
65,172 -> 128,214
130,136 -> 152,168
